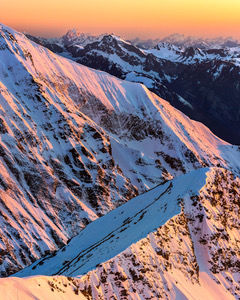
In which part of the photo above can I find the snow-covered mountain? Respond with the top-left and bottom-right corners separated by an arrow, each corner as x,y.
0,23 -> 240,299
0,23 -> 240,280
26,30 -> 103,56
74,36 -> 240,145
28,30 -> 240,66
61,29 -> 103,48
27,31 -> 240,144
145,43 -> 240,66
104,34 -> 240,50
144,41 -> 185,61
4,167 -> 240,299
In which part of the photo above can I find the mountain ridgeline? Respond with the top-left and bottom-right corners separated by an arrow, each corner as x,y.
27,30 -> 240,145
0,24 -> 240,299
7,168 -> 240,299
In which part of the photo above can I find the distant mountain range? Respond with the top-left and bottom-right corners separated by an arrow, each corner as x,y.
26,30 -> 240,145
137,33 -> 240,49
27,30 -> 240,50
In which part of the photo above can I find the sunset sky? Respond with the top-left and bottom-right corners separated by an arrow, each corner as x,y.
1,0 -> 240,39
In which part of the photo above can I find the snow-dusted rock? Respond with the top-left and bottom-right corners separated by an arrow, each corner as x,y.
0,23 -> 239,279
12,167 -> 240,299
28,30 -> 240,144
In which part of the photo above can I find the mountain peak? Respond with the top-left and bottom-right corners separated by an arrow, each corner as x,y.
62,30 -> 102,47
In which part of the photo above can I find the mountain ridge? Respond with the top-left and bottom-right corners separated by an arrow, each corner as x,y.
0,23 -> 240,299
26,29 -> 240,144
5,167 -> 240,299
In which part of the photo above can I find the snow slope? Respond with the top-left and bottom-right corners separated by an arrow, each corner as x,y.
0,276 -> 86,299
0,23 -> 240,278
16,168 -> 207,277
6,167 -> 240,299
77,167 -> 240,299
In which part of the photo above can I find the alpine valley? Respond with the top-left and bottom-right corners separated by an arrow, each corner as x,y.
0,24 -> 240,299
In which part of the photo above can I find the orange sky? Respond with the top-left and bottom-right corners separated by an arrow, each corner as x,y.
1,0 -> 240,38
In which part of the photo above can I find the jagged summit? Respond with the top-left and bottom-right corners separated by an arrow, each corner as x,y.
61,30 -> 103,48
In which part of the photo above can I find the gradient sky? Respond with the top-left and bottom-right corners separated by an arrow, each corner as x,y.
1,0 -> 240,38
